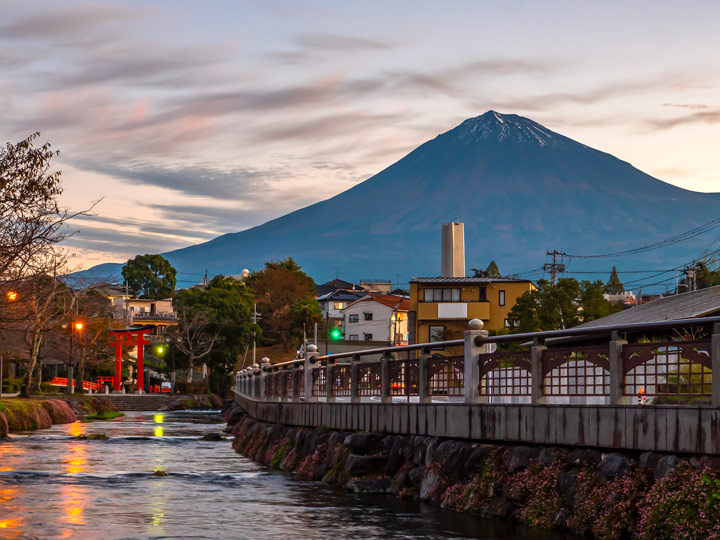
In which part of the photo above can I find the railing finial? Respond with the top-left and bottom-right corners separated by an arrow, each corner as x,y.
307,344 -> 318,353
468,318 -> 484,330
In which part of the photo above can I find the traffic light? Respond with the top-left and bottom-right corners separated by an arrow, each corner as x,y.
329,328 -> 343,340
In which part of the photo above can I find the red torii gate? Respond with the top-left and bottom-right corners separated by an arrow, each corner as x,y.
108,327 -> 152,393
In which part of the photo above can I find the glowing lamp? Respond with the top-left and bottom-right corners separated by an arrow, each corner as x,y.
74,322 -> 83,331
6,291 -> 17,302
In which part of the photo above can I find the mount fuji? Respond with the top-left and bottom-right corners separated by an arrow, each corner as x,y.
85,111 -> 720,287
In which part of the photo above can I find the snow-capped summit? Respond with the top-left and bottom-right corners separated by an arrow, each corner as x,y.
451,111 -> 566,148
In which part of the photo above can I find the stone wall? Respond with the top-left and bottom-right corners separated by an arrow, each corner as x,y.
235,393 -> 720,454
226,401 -> 720,539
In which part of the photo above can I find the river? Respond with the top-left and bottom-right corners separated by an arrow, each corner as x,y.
0,411 -> 572,539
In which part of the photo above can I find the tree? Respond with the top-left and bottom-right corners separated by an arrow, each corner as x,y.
508,278 -> 620,332
72,289 -> 115,393
121,254 -> 177,299
579,280 -> 622,322
173,275 -> 257,387
246,258 -> 321,351
0,133 -> 86,279
0,133 -> 94,395
606,266 -> 624,295
471,261 -> 502,278
4,272 -> 71,397
172,310 -> 219,383
506,287 -> 540,333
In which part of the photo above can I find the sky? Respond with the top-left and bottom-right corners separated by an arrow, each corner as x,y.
2,0 -> 720,274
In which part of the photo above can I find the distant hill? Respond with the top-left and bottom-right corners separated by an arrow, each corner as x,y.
83,111 -> 720,288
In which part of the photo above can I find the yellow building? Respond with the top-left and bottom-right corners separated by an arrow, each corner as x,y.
408,277 -> 536,344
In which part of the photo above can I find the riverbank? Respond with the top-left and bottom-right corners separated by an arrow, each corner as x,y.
0,398 -> 76,435
226,402 -> 720,539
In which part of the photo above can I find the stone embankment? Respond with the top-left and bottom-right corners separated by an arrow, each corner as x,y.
225,402 -> 720,540
0,399 -> 76,436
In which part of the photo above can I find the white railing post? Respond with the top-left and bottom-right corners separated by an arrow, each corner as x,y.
418,349 -> 431,404
326,360 -> 335,403
712,323 -> 720,408
350,355 -> 360,404
530,339 -> 546,405
380,353 -> 391,404
305,344 -> 319,402
464,319 -> 487,404
259,357 -> 270,400
609,330 -> 627,405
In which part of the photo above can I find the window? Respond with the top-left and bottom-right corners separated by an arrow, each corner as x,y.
349,334 -> 359,341
348,314 -> 359,323
499,290 -> 505,306
479,288 -> 487,301
364,333 -> 373,341
423,288 -> 461,302
364,312 -> 373,321
334,302 -> 345,310
429,325 -> 445,342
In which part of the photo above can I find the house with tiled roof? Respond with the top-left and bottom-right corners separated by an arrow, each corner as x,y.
341,294 -> 410,345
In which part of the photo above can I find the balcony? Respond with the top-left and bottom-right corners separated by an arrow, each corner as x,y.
417,301 -> 489,320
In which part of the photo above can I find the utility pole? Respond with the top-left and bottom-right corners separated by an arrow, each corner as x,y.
543,250 -> 566,286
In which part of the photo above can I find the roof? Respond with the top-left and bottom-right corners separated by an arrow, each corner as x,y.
316,290 -> 366,302
410,276 -> 534,284
316,279 -> 365,296
343,293 -> 410,311
577,285 -> 720,329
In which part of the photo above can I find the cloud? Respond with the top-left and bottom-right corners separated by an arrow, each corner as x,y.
251,111 -> 406,143
53,47 -> 227,89
73,161 -> 280,200
294,33 -> 393,51
0,5 -> 137,43
647,109 -> 720,129
663,103 -> 711,110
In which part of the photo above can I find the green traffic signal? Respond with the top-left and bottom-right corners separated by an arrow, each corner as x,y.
329,328 -> 342,340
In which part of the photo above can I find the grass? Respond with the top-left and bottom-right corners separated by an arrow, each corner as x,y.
85,410 -> 124,420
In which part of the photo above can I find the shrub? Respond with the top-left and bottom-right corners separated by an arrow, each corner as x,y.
175,380 -> 209,395
515,460 -> 564,528
637,465 -> 720,539
568,467 -> 651,540
0,412 -> 8,437
39,399 -> 76,424
0,399 -> 51,431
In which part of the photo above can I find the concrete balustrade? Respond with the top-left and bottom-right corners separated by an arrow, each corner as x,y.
233,316 -> 720,454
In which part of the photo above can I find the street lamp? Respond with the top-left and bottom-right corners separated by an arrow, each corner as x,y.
1,291 -> 16,395
66,320 -> 84,394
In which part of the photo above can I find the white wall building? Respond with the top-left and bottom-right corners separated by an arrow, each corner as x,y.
342,294 -> 409,344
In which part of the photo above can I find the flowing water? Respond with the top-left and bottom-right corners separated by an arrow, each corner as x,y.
0,411 -> 573,539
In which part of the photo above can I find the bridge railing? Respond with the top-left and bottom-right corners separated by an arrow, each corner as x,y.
235,317 -> 720,407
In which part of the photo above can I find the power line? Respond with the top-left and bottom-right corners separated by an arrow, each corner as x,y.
563,217 -> 720,259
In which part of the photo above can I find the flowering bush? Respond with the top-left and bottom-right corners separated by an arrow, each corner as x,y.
296,443 -> 328,480
515,460 -> 564,528
637,466 -> 720,539
568,467 -> 651,540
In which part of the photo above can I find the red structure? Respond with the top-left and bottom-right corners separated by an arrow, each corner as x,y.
108,327 -> 152,393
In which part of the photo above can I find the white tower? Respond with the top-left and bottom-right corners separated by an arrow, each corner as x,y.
441,222 -> 465,277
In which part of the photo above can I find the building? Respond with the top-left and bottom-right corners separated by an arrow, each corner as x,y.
342,294 -> 410,344
316,279 -> 364,297
408,277 -> 536,343
359,280 -> 392,294
111,297 -> 178,343
577,285 -> 720,329
316,288 -> 367,333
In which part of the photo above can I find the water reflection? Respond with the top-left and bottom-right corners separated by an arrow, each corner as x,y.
0,412 -> 573,540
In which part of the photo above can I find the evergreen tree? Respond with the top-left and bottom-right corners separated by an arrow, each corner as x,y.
484,260 -> 501,278
606,266 -> 624,294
